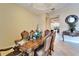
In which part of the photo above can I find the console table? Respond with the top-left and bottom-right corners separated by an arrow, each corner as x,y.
62,31 -> 79,41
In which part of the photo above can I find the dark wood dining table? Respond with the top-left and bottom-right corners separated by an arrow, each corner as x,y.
19,39 -> 43,52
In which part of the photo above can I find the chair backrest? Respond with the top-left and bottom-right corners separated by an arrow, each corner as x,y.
51,30 -> 56,44
44,30 -> 56,52
15,30 -> 29,45
44,29 -> 50,36
21,30 -> 29,39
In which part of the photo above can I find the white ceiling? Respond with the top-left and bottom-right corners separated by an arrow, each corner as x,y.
18,3 -> 79,15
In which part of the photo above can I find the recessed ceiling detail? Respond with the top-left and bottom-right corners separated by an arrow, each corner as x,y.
18,3 -> 79,15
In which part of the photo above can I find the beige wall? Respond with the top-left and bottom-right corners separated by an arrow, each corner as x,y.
0,4 -> 41,48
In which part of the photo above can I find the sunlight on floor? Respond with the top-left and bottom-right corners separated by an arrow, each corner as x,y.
63,36 -> 79,43
57,33 -> 79,44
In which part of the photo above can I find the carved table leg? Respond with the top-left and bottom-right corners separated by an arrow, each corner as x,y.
62,34 -> 64,41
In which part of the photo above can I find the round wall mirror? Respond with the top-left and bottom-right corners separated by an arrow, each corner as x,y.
65,15 -> 79,32
65,15 -> 78,24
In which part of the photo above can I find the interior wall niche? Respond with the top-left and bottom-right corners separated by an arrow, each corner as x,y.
45,15 -> 60,30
